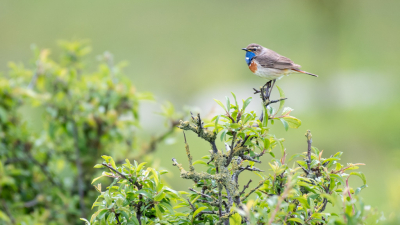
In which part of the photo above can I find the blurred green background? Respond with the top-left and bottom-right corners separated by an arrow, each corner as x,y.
1,0 -> 399,221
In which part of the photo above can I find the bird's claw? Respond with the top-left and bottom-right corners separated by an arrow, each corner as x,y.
263,98 -> 287,106
253,88 -> 261,94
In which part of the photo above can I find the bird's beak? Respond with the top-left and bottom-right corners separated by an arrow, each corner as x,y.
242,48 -> 248,51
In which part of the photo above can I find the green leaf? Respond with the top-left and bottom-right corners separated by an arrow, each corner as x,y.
154,192 -> 166,202
91,175 -> 105,184
242,97 -> 252,112
330,174 -> 345,185
275,138 -> 285,156
97,208 -> 108,219
80,218 -> 91,225
335,163 -> 342,171
355,184 -> 368,195
282,116 -> 301,129
279,118 -> 289,131
294,196 -> 310,209
220,129 -> 228,142
125,159 -> 132,169
288,153 -> 304,162
192,206 -> 208,221
276,85 -> 286,113
262,105 -> 268,127
214,115 -> 221,133
322,157 -> 340,165
334,152 -> 343,158
0,211 -> 10,223
148,168 -> 159,186
288,218 -> 305,223
214,99 -> 227,112
129,216 -> 140,225
159,202 -> 175,214
193,160 -> 207,166
155,205 -> 163,219
101,155 -> 111,163
136,189 -> 152,199
135,162 -> 147,175
93,164 -> 104,168
226,96 -> 231,113
263,138 -> 270,150
90,209 -> 107,223
110,158 -> 117,169
231,92 -> 238,107
349,172 -> 366,185
229,213 -> 242,225
229,123 -> 241,129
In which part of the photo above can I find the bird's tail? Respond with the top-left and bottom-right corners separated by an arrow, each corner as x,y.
292,69 -> 318,77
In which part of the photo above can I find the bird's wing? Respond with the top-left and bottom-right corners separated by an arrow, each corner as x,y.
256,49 -> 300,70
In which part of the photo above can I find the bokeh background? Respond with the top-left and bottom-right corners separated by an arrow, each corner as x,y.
1,0 -> 399,221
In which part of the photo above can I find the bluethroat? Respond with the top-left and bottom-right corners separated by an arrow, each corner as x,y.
242,43 -> 318,104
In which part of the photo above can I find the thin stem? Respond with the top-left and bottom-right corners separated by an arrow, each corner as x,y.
115,213 -> 121,225
189,188 -> 217,201
346,177 -> 355,214
187,198 -> 196,211
239,180 -> 253,196
101,163 -> 141,188
241,180 -> 264,202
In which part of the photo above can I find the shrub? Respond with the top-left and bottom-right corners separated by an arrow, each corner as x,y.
87,89 -> 383,224
0,41 -> 175,224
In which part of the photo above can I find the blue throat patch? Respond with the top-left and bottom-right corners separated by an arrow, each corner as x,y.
245,51 -> 256,66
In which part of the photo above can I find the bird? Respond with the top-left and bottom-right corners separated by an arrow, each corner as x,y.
242,43 -> 318,101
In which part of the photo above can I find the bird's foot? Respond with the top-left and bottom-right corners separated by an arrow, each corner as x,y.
263,98 -> 287,107
253,88 -> 261,94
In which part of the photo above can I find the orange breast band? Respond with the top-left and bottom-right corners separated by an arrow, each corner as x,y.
249,61 -> 257,73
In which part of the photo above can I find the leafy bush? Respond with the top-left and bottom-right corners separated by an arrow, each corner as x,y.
0,41 -> 176,224
87,89 -> 383,224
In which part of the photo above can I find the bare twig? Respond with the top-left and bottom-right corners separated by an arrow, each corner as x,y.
115,213 -> 121,225
241,155 -> 261,163
189,188 -> 217,201
239,179 -> 253,196
241,180 -> 264,202
187,198 -> 196,211
101,163 -> 142,188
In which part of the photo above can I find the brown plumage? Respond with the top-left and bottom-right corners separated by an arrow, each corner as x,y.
244,43 -> 318,77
